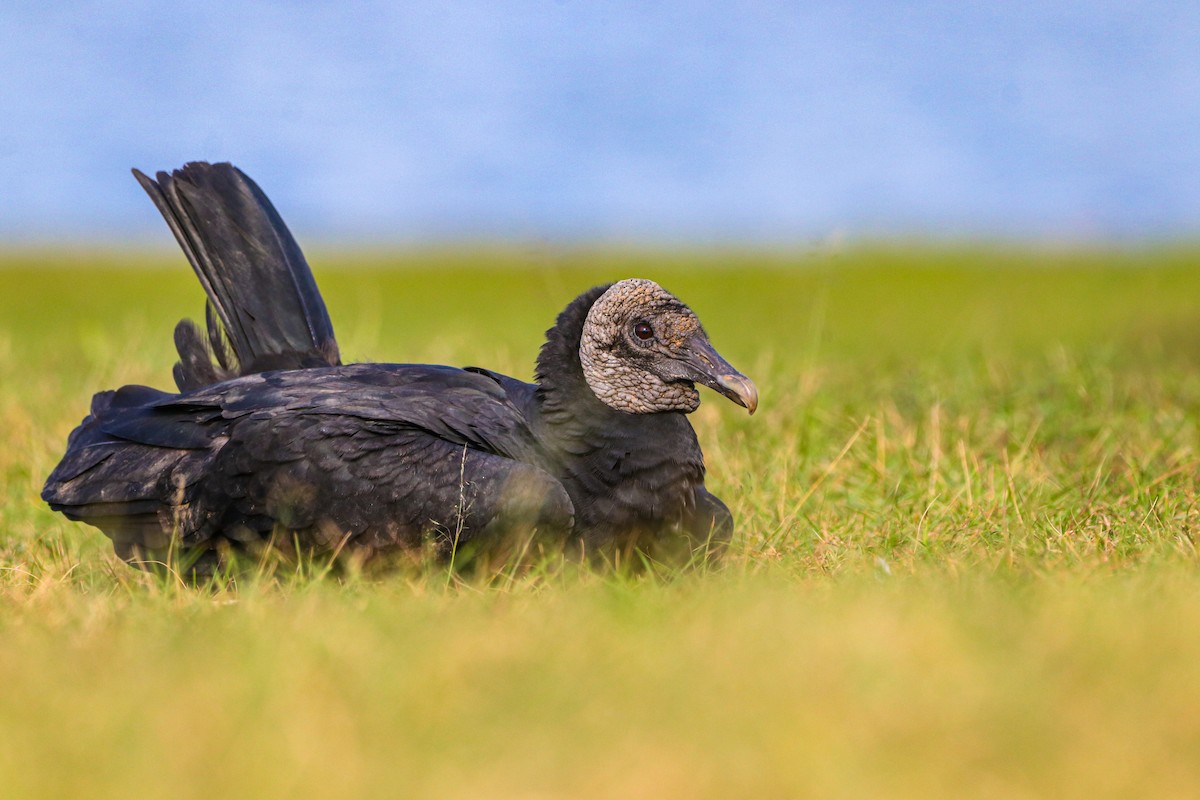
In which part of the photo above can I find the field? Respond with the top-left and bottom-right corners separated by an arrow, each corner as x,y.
4,245 -> 1200,798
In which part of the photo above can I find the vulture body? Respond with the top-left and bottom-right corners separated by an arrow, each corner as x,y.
43,163 -> 757,571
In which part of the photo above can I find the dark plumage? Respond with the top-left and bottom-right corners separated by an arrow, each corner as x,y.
42,162 -> 758,572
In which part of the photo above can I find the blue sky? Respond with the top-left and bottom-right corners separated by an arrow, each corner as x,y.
2,2 -> 1198,243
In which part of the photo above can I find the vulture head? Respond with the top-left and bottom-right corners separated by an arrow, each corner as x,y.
578,278 -> 758,415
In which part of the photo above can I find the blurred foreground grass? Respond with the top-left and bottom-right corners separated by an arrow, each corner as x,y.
4,244 -> 1200,797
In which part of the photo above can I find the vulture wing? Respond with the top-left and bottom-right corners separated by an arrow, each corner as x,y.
43,365 -> 574,568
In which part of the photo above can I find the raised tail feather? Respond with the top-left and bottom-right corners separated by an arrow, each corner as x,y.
133,162 -> 340,390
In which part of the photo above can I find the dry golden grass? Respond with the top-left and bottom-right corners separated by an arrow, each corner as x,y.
3,245 -> 1200,797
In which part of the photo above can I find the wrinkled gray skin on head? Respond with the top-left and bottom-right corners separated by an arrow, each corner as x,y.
579,278 -> 706,414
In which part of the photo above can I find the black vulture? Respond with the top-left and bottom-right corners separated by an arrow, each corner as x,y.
42,162 -> 758,572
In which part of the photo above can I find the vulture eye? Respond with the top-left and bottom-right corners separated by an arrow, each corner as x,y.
633,322 -> 654,341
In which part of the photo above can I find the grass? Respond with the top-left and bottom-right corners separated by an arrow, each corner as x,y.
4,243 -> 1200,797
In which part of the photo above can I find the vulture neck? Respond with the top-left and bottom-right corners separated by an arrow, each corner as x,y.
534,284 -> 614,426
533,285 -> 706,536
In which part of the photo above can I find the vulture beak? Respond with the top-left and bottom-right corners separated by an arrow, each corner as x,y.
678,335 -> 759,415
714,372 -> 759,415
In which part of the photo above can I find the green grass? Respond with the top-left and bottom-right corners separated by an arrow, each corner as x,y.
5,244 -> 1200,797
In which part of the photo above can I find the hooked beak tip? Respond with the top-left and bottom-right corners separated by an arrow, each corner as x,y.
716,373 -> 759,415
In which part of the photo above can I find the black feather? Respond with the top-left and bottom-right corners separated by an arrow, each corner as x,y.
133,162 -> 340,387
